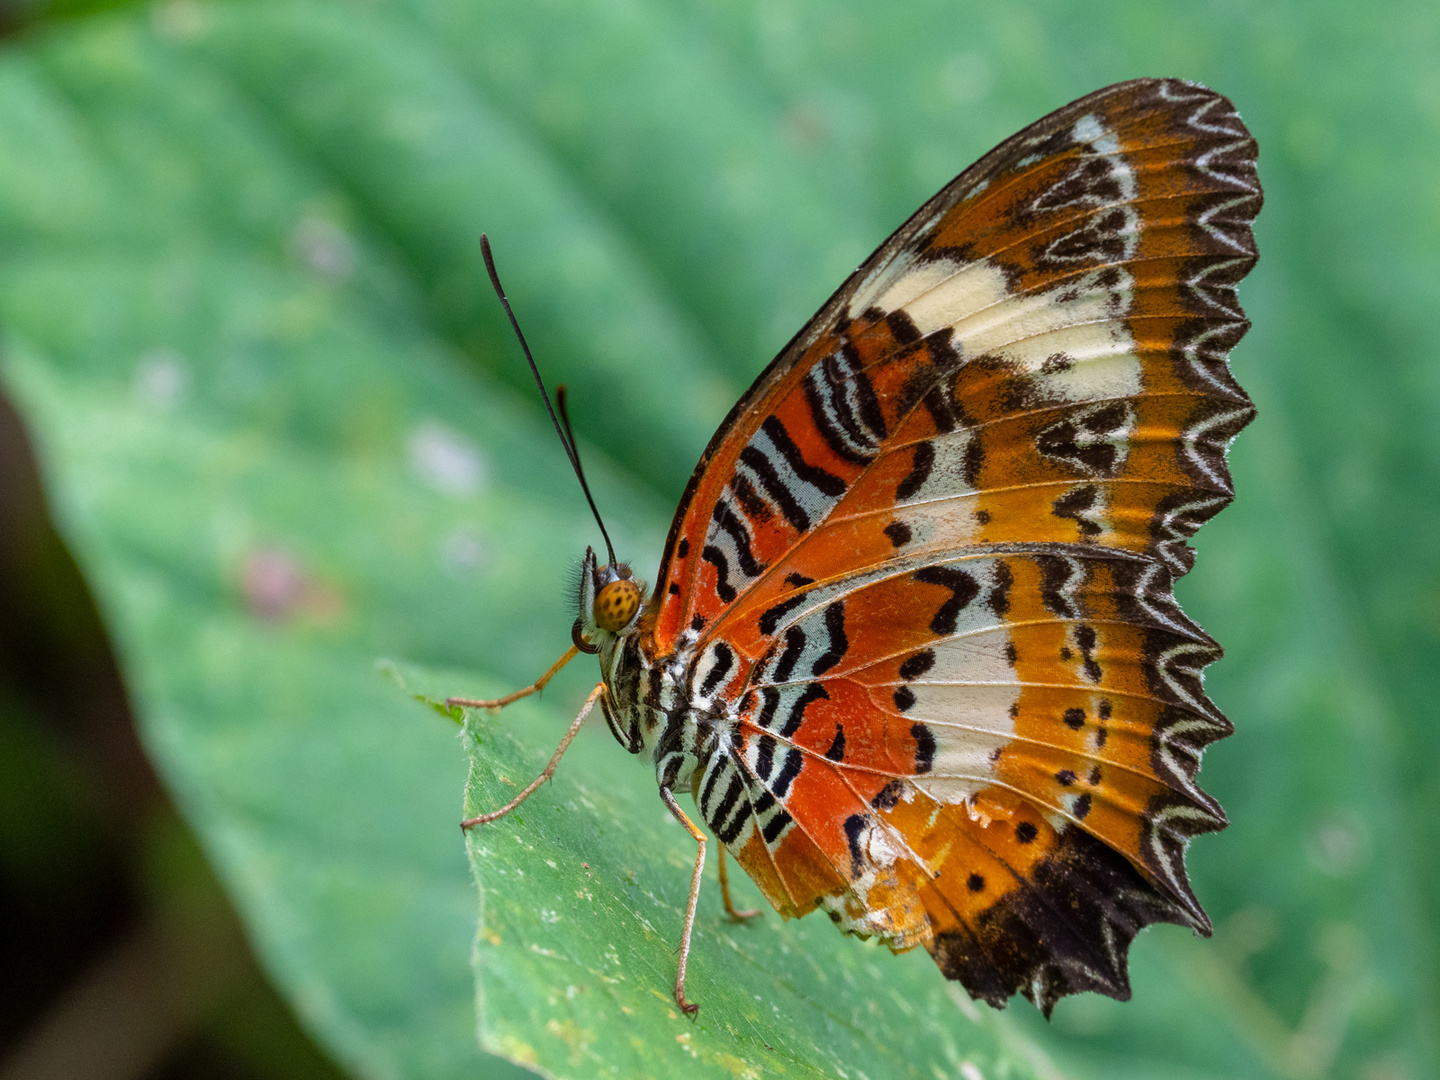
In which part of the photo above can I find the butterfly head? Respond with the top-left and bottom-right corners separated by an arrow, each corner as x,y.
573,547 -> 646,653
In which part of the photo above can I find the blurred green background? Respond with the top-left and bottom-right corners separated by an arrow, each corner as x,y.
0,0 -> 1437,1078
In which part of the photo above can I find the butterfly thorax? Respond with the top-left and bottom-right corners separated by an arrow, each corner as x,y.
578,546 -> 724,792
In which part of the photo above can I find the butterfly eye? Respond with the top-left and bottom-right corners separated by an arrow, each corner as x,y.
593,579 -> 641,632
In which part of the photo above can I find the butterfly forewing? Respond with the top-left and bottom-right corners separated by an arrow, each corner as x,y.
639,78 -> 1260,1013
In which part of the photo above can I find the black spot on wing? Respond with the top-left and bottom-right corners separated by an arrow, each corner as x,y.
709,770 -> 746,831
912,723 -> 936,773
920,368 -> 961,434
711,501 -> 766,577
701,544 -> 737,603
762,416 -> 846,497
772,747 -> 804,798
914,565 -> 980,635
1036,556 -> 1079,618
962,438 -> 984,489
899,649 -> 935,681
780,683 -> 829,738
1074,624 -> 1102,682
698,643 -> 735,697
843,349 -> 888,448
717,798 -> 753,845
803,348 -> 886,465
810,602 -> 848,676
759,591 -> 808,636
886,309 -> 921,344
1053,484 -> 1102,538
1036,407 -> 1127,476
896,441 -> 934,500
756,687 -> 781,731
738,444 -> 811,532
872,780 -> 904,810
762,808 -> 792,844
772,626 -> 807,683
988,561 -> 1013,618
699,759 -> 725,812
728,472 -> 773,522
755,733 -> 777,780
843,814 -> 867,877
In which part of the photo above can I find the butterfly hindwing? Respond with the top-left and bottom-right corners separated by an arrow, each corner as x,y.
639,77 -> 1260,1013
681,544 -> 1226,1009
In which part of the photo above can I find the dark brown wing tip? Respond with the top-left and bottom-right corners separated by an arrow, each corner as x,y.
932,827 -> 1208,1017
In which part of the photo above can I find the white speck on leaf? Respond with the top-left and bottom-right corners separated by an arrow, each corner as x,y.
939,52 -> 994,104
407,421 -> 487,495
440,527 -> 487,574
1307,809 -> 1370,876
133,348 -> 188,410
151,0 -> 207,39
291,214 -> 357,279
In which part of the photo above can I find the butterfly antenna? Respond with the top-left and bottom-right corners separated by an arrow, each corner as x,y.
555,384 -> 591,500
479,234 -> 618,568
555,384 -> 622,571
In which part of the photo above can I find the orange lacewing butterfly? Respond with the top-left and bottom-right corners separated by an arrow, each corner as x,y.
451,77 -> 1260,1016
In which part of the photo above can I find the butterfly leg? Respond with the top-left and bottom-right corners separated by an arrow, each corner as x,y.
460,681 -> 604,829
717,846 -> 761,922
447,644 -> 581,711
658,786 -> 706,1017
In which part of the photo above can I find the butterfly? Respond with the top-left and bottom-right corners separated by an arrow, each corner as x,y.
454,76 -> 1261,1017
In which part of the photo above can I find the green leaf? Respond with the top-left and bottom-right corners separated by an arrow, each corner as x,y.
1,1 -> 1437,1079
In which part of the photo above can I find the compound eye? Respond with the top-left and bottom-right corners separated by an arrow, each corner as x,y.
593,579 -> 641,632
